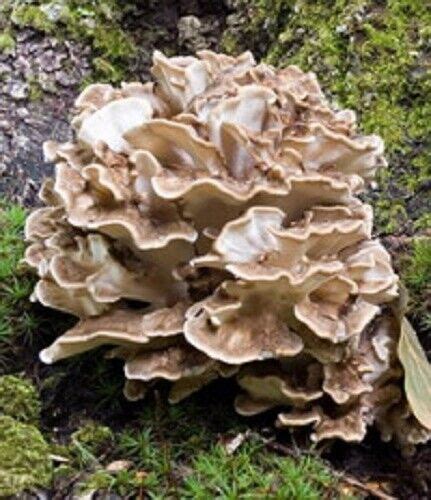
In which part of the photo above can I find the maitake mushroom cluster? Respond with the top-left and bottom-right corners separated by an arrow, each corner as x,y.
25,51 -> 431,452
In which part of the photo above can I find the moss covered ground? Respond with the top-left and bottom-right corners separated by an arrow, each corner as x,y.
0,415 -> 52,496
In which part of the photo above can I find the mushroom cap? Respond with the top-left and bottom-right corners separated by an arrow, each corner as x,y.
124,343 -> 212,381
53,162 -> 197,252
276,407 -> 323,428
193,203 -> 372,280
33,279 -> 109,318
235,362 -> 323,415
311,405 -> 368,443
185,295 -> 303,364
39,302 -> 187,363
78,97 -> 154,153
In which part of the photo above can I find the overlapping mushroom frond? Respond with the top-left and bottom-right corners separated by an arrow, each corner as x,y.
26,50 -> 430,453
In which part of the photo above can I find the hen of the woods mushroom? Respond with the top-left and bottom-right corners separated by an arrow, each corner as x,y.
25,50 -> 431,453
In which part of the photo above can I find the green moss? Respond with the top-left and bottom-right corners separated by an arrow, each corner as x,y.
414,213 -> 431,231
408,150 -> 431,194
222,0 -> 431,232
0,30 -> 15,53
53,463 -> 75,480
220,31 -> 238,55
180,441 -> 337,499
79,415 -> 339,498
27,75 -> 44,102
79,470 -> 115,493
72,422 -> 114,452
71,421 -> 114,464
0,375 -> 41,424
374,199 -> 408,234
6,0 -> 136,82
0,416 -> 52,496
400,237 -> 431,328
91,57 -> 125,84
78,469 -> 153,497
404,237 -> 431,296
0,201 -> 27,281
0,201 -> 37,353
11,4 -> 56,33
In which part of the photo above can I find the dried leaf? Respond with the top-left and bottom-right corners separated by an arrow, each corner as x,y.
339,475 -> 396,500
105,459 -> 133,473
220,430 -> 250,455
398,317 -> 431,430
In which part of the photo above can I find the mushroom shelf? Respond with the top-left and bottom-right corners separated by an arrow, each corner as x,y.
25,50 -> 431,453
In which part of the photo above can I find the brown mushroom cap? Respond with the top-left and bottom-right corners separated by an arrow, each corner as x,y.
294,278 -> 381,343
376,401 -> 431,456
281,122 -> 385,184
123,341 -> 238,403
123,379 -> 150,402
193,203 -> 372,280
124,343 -> 214,382
184,295 -> 303,364
33,279 -> 109,318
235,362 -> 323,415
53,161 -> 197,252
39,302 -> 187,363
322,361 -> 373,405
311,405 -> 368,443
152,175 -> 358,239
276,407 -> 322,428
78,97 -> 155,153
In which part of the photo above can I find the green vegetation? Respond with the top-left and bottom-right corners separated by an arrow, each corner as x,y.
78,468 -> 152,497
402,237 -> 431,328
180,442 -> 336,499
375,199 -> 408,235
0,415 -> 52,496
1,0 -> 137,82
0,201 -> 27,283
0,29 -> 15,53
70,421 -> 114,466
27,75 -> 44,102
0,354 -> 342,498
404,238 -> 431,297
0,312 -> 345,498
0,201 -> 37,360
117,401 -> 243,463
77,429 -> 340,498
0,375 -> 41,423
222,0 -> 431,234
110,399 -> 246,495
51,396 -> 340,497
72,421 -> 114,454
